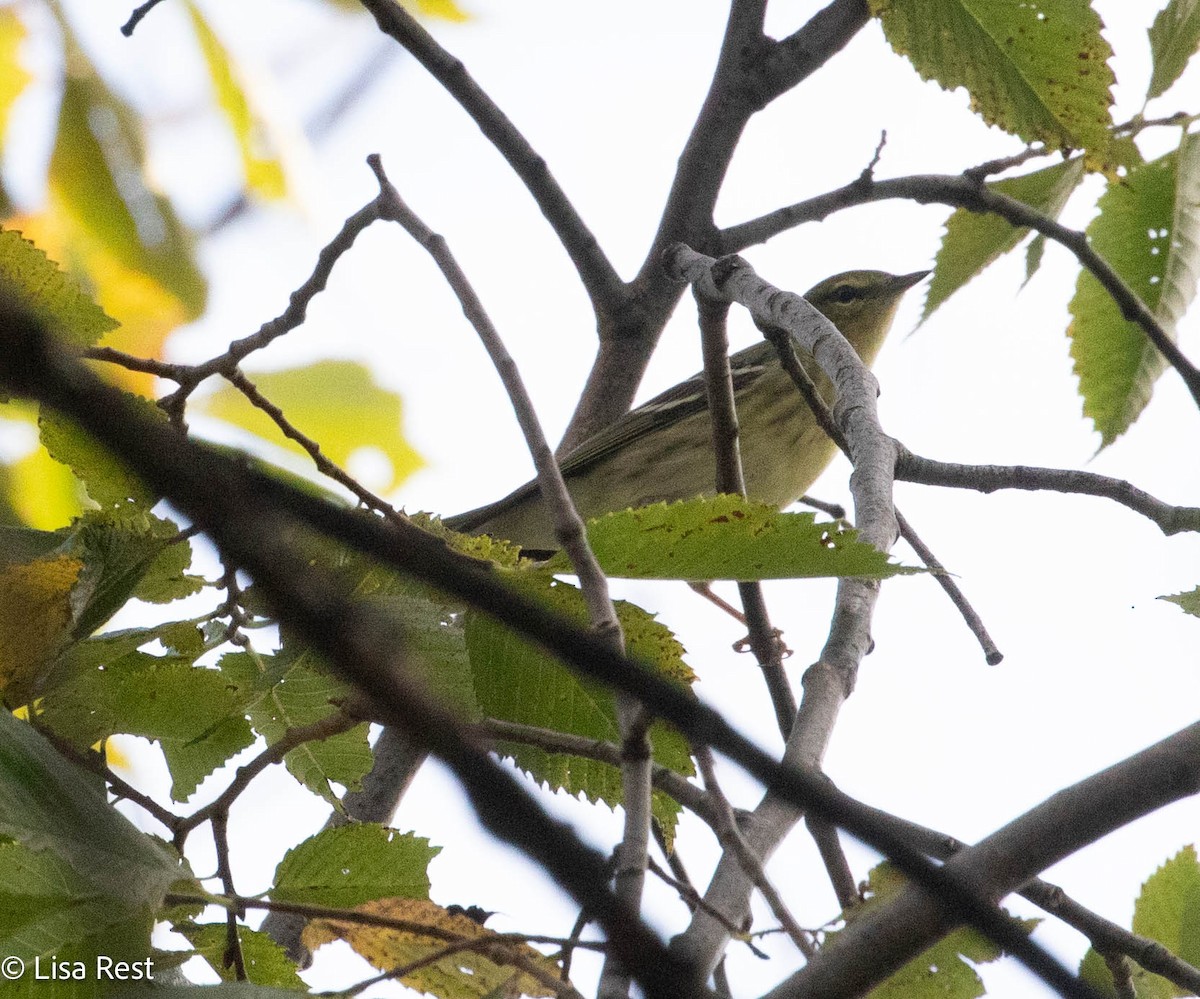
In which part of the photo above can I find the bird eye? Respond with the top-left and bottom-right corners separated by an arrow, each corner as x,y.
832,284 -> 860,303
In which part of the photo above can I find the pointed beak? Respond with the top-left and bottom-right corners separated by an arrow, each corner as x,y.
892,269 -> 932,291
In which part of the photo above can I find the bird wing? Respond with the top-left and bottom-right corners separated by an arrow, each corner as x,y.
558,344 -> 769,475
445,344 -> 770,533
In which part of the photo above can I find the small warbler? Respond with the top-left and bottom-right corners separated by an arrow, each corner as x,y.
447,269 -> 928,550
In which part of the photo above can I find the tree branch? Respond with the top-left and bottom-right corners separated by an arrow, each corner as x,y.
723,171 -> 1200,413
694,282 -> 795,736
562,0 -> 873,450
766,721 -> 1200,998
355,0 -> 624,315
896,447 -> 1200,535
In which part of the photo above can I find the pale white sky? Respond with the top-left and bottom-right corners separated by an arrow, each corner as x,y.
20,1 -> 1200,995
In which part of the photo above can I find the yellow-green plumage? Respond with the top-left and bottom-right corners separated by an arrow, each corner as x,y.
447,269 -> 928,550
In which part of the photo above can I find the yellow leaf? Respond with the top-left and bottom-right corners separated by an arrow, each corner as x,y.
409,0 -> 471,22
8,442 -> 86,529
0,555 -> 82,705
303,898 -> 558,999
185,1 -> 288,200
201,361 -> 424,492
0,9 -> 32,142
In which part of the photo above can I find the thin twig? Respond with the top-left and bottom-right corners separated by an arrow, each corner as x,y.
38,729 -> 181,835
363,155 -> 645,999
120,0 -> 167,36
694,745 -> 815,958
478,720 -> 716,828
896,447 -> 1200,535
82,347 -> 192,381
176,712 -> 360,847
694,279 -> 795,737
160,197 -> 385,416
723,171 -> 1200,412
797,494 -> 846,519
210,810 -> 248,981
223,368 -> 402,520
804,812 -> 857,911
753,311 -> 1002,665
894,509 -> 1003,665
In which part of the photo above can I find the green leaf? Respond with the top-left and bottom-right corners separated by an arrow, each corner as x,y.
1069,134 -> 1200,445
1147,0 -> 1200,101
0,228 -> 117,348
65,505 -> 203,637
42,65 -> 206,320
923,158 -> 1085,321
870,0 -> 1116,168
1159,587 -> 1200,617
177,924 -> 306,989
40,648 -> 257,802
1079,846 -> 1200,998
220,650 -> 371,805
545,496 -> 916,581
273,825 -> 438,908
119,985 -> 304,999
200,361 -> 424,492
835,864 -> 1038,999
465,574 -> 694,837
39,401 -> 161,508
0,841 -> 112,959
1133,846 -> 1200,969
185,2 -> 288,200
0,710 -> 185,906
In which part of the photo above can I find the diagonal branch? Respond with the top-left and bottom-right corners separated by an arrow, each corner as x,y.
896,446 -> 1200,535
565,0 -> 873,449
766,722 -> 1200,999
355,0 -> 624,315
722,171 -> 1200,412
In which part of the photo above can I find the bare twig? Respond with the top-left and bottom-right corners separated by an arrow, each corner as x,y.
694,745 -> 815,959
893,509 -> 1003,665
222,367 -> 403,520
723,171 -> 1200,412
38,730 -> 181,836
694,280 -> 795,737
479,720 -> 716,829
211,810 -> 248,981
82,347 -> 192,381
160,197 -> 385,415
362,156 -> 648,999
176,712 -> 361,847
896,447 -> 1200,535
804,812 -> 857,912
120,0 -> 167,36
